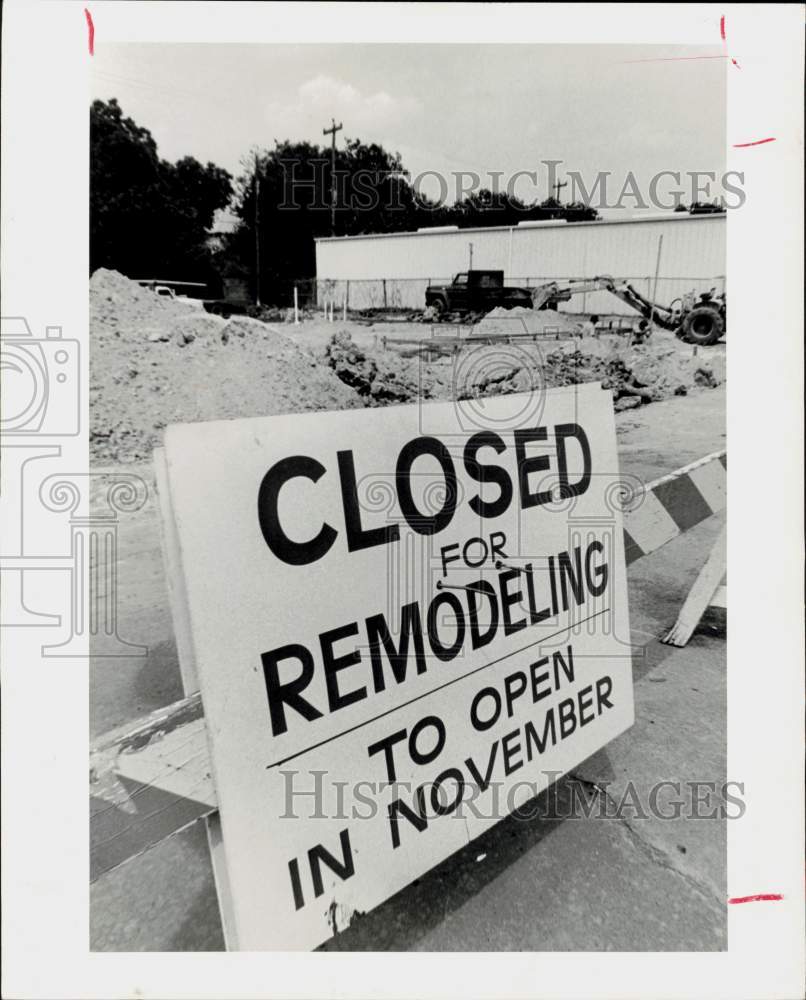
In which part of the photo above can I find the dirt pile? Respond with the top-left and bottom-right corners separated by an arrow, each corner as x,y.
90,270 -> 360,463
323,329 -> 724,413
170,312 -> 227,344
475,306 -> 583,338
446,333 -> 724,409
90,268 -> 196,338
325,330 -> 451,405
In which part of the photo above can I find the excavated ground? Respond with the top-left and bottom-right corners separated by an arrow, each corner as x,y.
90,271 -> 725,463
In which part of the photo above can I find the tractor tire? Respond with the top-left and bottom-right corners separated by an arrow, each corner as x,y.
680,306 -> 724,346
429,298 -> 446,320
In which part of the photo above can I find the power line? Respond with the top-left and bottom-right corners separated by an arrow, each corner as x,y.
254,151 -> 261,307
91,70 -> 237,112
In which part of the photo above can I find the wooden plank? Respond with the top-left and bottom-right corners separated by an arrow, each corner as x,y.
155,447 -> 240,947
153,448 -> 199,693
90,693 -> 216,880
622,489 -> 681,556
623,450 -> 726,564
661,525 -> 727,647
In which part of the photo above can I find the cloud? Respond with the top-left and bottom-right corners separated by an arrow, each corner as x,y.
267,75 -> 421,138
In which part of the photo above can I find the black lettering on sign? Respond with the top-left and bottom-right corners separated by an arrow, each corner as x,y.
257,424 -> 596,565
409,715 -> 446,766
388,786 -> 429,848
558,546 -> 585,607
427,591 -> 466,661
288,828 -> 355,910
555,423 -> 592,499
319,621 -> 366,713
466,581 -> 499,650
596,675 -> 614,710
396,436 -> 457,535
463,431 -> 513,519
501,729 -> 524,775
388,767 -> 469,848
257,456 -> 337,565
523,563 -> 552,625
366,602 -> 427,693
558,697 -> 578,739
367,716 -> 445,783
585,539 -> 609,595
514,427 -> 552,509
498,569 -> 528,636
504,670 -> 528,717
367,728 -> 408,783
464,741 -> 499,792
337,450 -> 400,554
429,768 -> 466,816
261,643 -> 323,737
524,712 -> 557,757
470,685 -> 502,731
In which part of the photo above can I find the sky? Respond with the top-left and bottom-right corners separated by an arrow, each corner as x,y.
91,43 -> 727,219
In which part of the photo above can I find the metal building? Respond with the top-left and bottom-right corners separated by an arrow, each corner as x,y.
314,213 -> 725,316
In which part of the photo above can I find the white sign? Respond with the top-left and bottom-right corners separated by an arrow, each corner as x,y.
161,384 -> 633,949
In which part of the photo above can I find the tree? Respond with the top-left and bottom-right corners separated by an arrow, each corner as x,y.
90,99 -> 232,283
223,138 -> 444,302
689,200 -> 726,215
447,190 -> 598,227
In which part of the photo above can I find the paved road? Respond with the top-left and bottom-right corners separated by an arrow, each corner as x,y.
91,386 -> 726,951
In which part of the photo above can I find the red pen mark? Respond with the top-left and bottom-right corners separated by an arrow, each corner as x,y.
84,8 -> 94,56
728,893 -> 784,904
622,55 -> 728,65
720,15 -> 741,68
733,137 -> 777,148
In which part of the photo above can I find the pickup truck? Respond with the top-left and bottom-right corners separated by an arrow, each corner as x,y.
152,285 -> 204,309
424,270 -> 533,318
140,279 -> 250,318
202,277 -> 251,318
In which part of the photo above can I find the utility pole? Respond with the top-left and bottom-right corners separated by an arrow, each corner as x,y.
649,234 -> 664,335
254,150 -> 261,306
469,242 -> 474,270
552,177 -> 568,203
322,117 -> 343,236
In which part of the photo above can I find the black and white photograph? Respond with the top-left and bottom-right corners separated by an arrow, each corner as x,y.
2,2 -> 804,997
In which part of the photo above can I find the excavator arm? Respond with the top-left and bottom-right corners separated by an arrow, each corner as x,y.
602,279 -> 679,331
530,275 -> 679,331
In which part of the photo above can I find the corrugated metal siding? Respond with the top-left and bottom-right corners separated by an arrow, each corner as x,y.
314,215 -> 725,314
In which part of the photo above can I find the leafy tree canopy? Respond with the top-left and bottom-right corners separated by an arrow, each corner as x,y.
90,99 -> 232,283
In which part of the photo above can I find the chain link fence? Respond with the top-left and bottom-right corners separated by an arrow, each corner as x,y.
297,275 -> 726,317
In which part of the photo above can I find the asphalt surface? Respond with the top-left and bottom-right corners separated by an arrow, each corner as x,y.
90,384 -> 726,951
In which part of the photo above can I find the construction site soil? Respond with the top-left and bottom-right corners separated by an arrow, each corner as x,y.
91,270 -> 726,464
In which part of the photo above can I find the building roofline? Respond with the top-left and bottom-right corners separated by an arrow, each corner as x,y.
315,212 -> 725,244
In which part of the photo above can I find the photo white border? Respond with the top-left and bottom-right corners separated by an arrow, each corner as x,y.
2,2 -> 803,997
